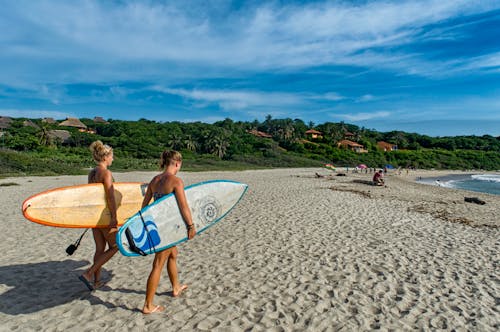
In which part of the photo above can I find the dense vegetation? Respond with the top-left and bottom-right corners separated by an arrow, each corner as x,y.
1,116 -> 499,177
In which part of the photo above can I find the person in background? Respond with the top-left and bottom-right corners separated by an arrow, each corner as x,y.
78,141 -> 118,291
141,150 -> 196,314
373,169 -> 385,186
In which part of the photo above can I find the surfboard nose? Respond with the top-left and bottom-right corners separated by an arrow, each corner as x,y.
21,199 -> 31,216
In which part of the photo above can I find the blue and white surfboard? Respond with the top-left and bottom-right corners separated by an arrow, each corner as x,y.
117,180 -> 248,257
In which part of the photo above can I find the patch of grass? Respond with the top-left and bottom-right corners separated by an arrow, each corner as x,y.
0,148 -> 325,177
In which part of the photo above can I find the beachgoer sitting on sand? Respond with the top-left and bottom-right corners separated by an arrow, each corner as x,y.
140,150 -> 196,314
373,170 -> 384,186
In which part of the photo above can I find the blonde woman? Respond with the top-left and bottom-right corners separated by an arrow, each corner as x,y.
141,150 -> 196,314
78,141 -> 118,290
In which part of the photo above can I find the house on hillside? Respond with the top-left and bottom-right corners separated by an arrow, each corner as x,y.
337,139 -> 368,153
93,116 -> 109,124
48,130 -> 71,144
42,117 -> 57,124
377,141 -> 398,152
344,131 -> 355,139
305,129 -> 323,139
0,116 -> 13,130
23,120 -> 40,129
247,129 -> 273,138
59,117 -> 88,133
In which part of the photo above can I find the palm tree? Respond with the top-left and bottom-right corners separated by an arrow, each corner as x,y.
389,131 -> 408,149
168,133 -> 184,150
207,130 -> 230,159
183,135 -> 197,152
38,123 -> 53,147
264,114 -> 273,133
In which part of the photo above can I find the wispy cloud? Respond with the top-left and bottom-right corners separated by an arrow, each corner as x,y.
2,0 -> 499,84
0,109 -> 73,119
337,111 -> 391,122
1,1 -> 499,136
151,86 -> 304,110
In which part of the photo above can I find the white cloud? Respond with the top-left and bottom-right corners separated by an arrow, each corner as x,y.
358,94 -> 375,102
2,0 -> 499,84
151,87 -> 303,110
322,92 -> 345,101
338,111 -> 391,121
0,109 -> 73,119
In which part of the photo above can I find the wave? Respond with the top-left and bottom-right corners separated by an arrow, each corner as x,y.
471,174 -> 500,183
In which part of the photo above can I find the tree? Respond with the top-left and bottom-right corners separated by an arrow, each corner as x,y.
207,130 -> 230,159
38,123 -> 53,147
183,134 -> 197,152
168,133 -> 184,150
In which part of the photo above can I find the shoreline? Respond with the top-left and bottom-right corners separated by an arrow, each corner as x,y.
0,168 -> 498,330
413,171 -> 500,196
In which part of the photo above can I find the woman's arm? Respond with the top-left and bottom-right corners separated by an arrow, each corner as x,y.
141,182 -> 153,209
174,178 -> 196,239
102,170 -> 118,227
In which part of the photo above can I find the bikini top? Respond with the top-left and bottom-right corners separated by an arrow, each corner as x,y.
153,192 -> 167,201
152,174 -> 172,201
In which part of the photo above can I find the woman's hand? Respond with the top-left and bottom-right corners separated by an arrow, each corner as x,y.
187,224 -> 196,240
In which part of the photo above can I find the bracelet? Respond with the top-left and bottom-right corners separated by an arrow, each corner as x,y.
187,224 -> 194,230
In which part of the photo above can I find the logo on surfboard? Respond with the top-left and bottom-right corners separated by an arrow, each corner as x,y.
196,195 -> 221,224
128,219 -> 161,252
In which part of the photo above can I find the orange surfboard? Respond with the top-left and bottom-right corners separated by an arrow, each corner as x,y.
22,183 -> 148,228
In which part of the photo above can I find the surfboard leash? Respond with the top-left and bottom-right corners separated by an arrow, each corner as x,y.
66,228 -> 89,255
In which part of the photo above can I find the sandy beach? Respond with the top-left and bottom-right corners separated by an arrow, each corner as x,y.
0,168 -> 498,331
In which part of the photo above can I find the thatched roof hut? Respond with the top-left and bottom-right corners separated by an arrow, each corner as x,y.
48,130 -> 71,144
42,117 -> 57,124
59,117 -> 87,129
23,120 -> 40,129
93,116 -> 109,124
0,116 -> 13,129
305,129 -> 323,139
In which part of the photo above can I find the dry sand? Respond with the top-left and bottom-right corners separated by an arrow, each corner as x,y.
0,168 -> 498,331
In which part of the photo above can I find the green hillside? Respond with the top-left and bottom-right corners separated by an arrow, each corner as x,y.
1,116 -> 499,177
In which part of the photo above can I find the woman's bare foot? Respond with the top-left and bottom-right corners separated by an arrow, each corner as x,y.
173,284 -> 188,297
93,280 -> 106,289
142,304 -> 165,315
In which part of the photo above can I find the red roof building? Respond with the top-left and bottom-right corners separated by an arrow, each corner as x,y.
337,139 -> 368,153
377,141 -> 398,151
305,129 -> 323,139
247,129 -> 272,138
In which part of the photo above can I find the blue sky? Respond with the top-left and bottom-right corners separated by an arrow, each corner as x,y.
1,0 -> 500,137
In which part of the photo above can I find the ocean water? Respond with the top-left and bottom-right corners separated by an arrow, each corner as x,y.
417,173 -> 500,196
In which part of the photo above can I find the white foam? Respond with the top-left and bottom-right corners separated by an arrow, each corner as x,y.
471,174 -> 500,183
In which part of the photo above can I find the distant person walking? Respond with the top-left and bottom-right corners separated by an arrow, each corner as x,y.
78,141 -> 119,290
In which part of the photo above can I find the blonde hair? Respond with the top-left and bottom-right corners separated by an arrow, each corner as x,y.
89,140 -> 113,162
160,150 -> 182,169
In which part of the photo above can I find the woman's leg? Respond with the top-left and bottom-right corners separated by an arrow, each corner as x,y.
92,228 -> 106,284
143,250 -> 169,314
81,229 -> 118,286
166,246 -> 188,297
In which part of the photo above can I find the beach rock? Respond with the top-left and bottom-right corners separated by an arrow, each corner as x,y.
464,197 -> 486,205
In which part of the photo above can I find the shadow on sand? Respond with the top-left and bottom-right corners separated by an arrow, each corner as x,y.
0,259 -> 137,315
